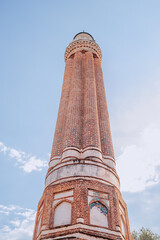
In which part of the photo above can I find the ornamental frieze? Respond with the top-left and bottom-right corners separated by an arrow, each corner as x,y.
65,39 -> 102,61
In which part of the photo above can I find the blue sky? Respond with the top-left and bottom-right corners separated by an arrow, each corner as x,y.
0,0 -> 160,239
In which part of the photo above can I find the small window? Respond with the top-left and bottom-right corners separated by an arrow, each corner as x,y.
54,201 -> 71,227
90,201 -> 108,228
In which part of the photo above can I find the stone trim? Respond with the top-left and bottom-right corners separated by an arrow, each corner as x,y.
39,223 -> 122,240
45,161 -> 120,189
65,39 -> 102,62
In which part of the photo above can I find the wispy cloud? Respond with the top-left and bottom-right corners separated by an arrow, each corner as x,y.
117,124 -> 160,192
0,204 -> 36,240
0,142 -> 48,173
0,205 -> 18,215
115,80 -> 160,192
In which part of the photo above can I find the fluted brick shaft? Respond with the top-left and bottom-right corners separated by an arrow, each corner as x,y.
63,51 -> 83,149
50,52 -> 115,160
83,51 -> 101,149
51,58 -> 73,158
50,33 -> 115,163
94,57 -> 115,159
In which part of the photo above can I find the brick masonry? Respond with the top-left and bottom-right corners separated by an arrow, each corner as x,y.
33,32 -> 131,240
50,40 -> 114,160
33,179 -> 130,240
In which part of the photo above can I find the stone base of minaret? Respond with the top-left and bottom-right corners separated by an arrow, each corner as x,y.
33,178 -> 130,240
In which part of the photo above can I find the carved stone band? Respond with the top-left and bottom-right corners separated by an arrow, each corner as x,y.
65,39 -> 102,62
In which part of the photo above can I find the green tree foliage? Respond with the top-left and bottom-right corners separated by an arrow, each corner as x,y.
131,227 -> 160,240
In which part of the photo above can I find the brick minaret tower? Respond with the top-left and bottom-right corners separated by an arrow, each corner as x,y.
33,32 -> 131,240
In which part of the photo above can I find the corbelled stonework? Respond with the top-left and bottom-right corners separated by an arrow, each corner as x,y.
33,32 -> 131,240
64,36 -> 102,62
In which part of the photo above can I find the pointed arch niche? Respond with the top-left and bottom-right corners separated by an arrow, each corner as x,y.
121,215 -> 126,237
36,201 -> 43,237
53,201 -> 72,227
119,201 -> 126,237
51,190 -> 73,228
89,201 -> 108,228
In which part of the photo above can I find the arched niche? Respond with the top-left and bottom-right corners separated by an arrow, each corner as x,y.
90,201 -> 108,228
54,201 -> 71,227
121,215 -> 126,236
36,202 -> 43,237
37,216 -> 42,236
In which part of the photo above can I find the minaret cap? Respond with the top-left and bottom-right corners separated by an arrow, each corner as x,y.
73,32 -> 95,41
65,32 -> 102,62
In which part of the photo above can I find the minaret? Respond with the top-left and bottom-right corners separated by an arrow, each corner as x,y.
33,32 -> 131,240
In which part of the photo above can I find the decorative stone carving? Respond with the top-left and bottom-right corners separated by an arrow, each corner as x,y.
65,39 -> 102,61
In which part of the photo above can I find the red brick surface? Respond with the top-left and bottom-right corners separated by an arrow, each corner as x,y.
51,57 -> 73,157
50,49 -> 115,160
33,33 -> 131,240
63,51 -> 83,149
94,58 -> 115,158
83,52 -> 101,149
33,179 -> 130,240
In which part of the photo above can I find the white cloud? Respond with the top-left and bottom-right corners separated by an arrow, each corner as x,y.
115,80 -> 160,192
9,149 -> 25,163
0,142 -> 8,153
117,124 -> 160,192
21,156 -> 48,173
0,142 -> 47,173
10,220 -> 21,227
0,205 -> 19,214
2,225 -> 11,232
0,204 -> 36,240
16,209 -> 36,220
